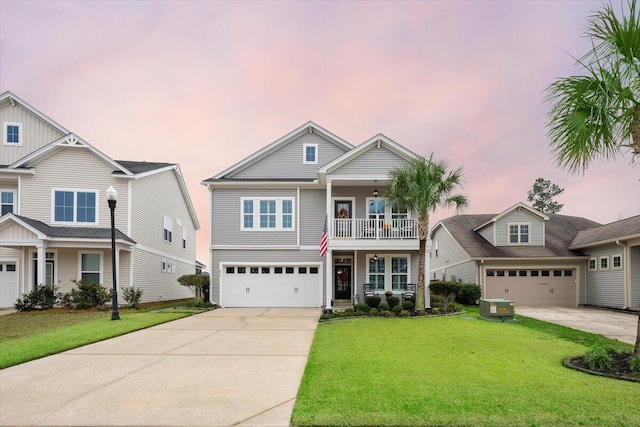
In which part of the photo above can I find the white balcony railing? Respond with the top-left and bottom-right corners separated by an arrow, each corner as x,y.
331,218 -> 417,240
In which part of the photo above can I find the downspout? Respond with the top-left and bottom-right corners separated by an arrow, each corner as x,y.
478,260 -> 484,299
616,240 -> 630,309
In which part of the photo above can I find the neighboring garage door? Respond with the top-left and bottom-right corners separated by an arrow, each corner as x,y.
0,262 -> 18,308
485,269 -> 575,307
222,264 -> 321,307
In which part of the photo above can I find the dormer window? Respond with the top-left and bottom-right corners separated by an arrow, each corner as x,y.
303,143 -> 318,164
508,222 -> 530,244
3,122 -> 22,146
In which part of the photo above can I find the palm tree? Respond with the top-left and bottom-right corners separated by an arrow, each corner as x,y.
386,155 -> 468,310
545,0 -> 640,355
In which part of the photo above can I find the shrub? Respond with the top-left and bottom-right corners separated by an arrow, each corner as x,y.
584,347 -> 613,372
446,302 -> 461,313
14,284 -> 57,311
177,274 -> 209,301
384,290 -> 393,297
432,307 -> 440,315
402,300 -> 414,310
369,307 -> 379,316
430,281 -> 461,298
122,287 -> 144,309
392,305 -> 402,315
57,291 -> 72,308
458,284 -> 481,305
400,310 -> 410,317
354,303 -> 370,313
68,279 -> 111,309
630,355 -> 640,375
364,296 -> 381,309
334,311 -> 346,318
386,296 -> 400,310
344,308 -> 355,315
378,302 -> 389,311
418,310 -> 427,316
381,310 -> 393,318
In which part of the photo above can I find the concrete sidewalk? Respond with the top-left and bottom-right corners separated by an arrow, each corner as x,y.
517,306 -> 637,345
0,307 -> 320,426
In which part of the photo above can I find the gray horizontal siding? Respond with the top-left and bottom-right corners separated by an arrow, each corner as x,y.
584,245 -> 625,309
299,189 -> 326,246
231,132 -> 347,179
477,225 -> 494,245
330,145 -> 408,176
631,246 -> 640,308
431,226 -> 471,271
495,211 -> 544,246
132,247 -> 193,303
433,261 -> 476,284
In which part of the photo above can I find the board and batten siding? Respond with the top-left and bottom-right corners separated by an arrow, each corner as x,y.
210,249 -> 326,304
430,226 -> 472,273
230,132 -> 348,179
495,211 -> 544,246
131,247 -> 193,302
0,102 -> 65,165
1,222 -> 38,240
130,169 -> 197,261
631,246 -> 640,308
329,145 -> 408,176
299,189 -> 326,246
584,245 -> 625,309
19,148 -> 128,227
211,187 -> 298,246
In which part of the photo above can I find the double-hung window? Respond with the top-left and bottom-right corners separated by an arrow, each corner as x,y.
303,143 -> 318,164
3,122 -> 22,146
1,190 -> 15,215
80,252 -> 102,284
52,189 -> 98,224
369,257 -> 385,291
391,257 -> 408,291
241,198 -> 295,231
163,215 -> 173,243
508,223 -> 530,244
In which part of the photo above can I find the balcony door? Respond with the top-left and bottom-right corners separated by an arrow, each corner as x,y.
334,200 -> 353,238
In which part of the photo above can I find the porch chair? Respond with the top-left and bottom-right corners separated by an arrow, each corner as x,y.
363,283 -> 377,297
402,283 -> 416,303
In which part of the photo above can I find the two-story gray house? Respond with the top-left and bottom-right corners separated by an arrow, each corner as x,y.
0,91 -> 200,307
431,202 -> 640,309
202,121 -> 427,309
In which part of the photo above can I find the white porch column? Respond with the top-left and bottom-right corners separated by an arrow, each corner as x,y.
424,238 -> 432,309
325,250 -> 333,310
36,244 -> 45,288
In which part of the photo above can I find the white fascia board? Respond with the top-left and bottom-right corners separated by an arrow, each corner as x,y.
46,238 -> 135,248
473,202 -> 548,232
0,168 -> 35,176
470,256 -> 590,262
0,214 -> 48,239
569,234 -> 640,250
204,180 -> 319,189
129,164 -> 177,179
0,91 -> 70,134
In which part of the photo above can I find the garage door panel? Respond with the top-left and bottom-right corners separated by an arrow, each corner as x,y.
0,263 -> 18,308
485,269 -> 575,307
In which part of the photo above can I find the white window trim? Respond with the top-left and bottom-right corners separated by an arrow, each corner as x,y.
1,189 -> 17,215
303,143 -> 318,164
599,256 -> 610,271
612,254 -> 623,270
3,122 -> 22,146
51,188 -> 99,225
365,253 -> 411,293
588,257 -> 597,272
78,251 -> 103,284
163,215 -> 173,243
240,197 -> 296,231
365,197 -> 410,220
507,222 -> 531,245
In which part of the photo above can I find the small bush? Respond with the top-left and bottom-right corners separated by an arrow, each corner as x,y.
400,310 -> 410,317
446,302 -> 461,313
364,296 -> 381,309
630,355 -> 640,375
432,307 -> 440,315
402,300 -> 414,310
430,281 -> 461,298
122,287 -> 144,309
69,280 -> 111,309
334,311 -> 346,318
418,310 -> 427,316
369,308 -> 379,316
57,291 -> 72,308
378,302 -> 389,311
584,347 -> 613,372
344,308 -> 355,315
381,310 -> 393,318
384,290 -> 393,297
386,296 -> 400,310
458,284 -> 481,305
392,304 -> 402,315
14,284 -> 57,311
354,303 -> 370,313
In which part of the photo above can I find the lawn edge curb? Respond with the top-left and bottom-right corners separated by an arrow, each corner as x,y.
563,356 -> 640,383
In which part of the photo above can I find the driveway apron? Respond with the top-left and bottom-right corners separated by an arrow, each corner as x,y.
0,307 -> 320,427
516,306 -> 637,345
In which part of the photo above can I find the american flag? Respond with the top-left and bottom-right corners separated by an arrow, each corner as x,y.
319,215 -> 328,256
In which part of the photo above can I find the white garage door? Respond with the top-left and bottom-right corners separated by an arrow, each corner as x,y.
222,264 -> 321,307
485,269 -> 576,307
0,263 -> 18,308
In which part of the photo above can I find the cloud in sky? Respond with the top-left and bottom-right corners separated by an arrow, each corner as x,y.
1,0 -> 638,267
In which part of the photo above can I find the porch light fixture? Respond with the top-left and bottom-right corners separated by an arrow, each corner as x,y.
106,186 -> 120,321
372,254 -> 378,262
373,180 -> 378,198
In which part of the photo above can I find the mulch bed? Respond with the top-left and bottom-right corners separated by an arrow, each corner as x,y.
564,353 -> 640,383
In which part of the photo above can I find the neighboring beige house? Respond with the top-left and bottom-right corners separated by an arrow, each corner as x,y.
431,202 -> 640,310
202,121 -> 431,309
0,91 -> 200,307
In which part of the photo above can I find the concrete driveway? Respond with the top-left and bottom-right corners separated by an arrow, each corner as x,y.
0,307 -> 320,427
517,306 -> 638,345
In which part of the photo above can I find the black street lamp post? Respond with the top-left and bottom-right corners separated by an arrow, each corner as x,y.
107,186 -> 120,321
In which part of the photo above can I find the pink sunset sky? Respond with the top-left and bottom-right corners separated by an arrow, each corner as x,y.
1,0 -> 638,270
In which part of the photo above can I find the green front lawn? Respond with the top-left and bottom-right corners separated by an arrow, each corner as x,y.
292,312 -> 638,427
0,303 -> 201,369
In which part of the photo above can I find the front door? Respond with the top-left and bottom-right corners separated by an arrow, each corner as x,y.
334,200 -> 353,238
334,265 -> 352,300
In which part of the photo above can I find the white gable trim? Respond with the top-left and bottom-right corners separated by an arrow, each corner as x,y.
317,133 -> 420,176
0,91 -> 70,135
472,202 -> 549,232
208,121 -> 353,180
0,214 -> 48,240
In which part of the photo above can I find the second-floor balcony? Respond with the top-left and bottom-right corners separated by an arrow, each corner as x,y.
331,218 -> 417,240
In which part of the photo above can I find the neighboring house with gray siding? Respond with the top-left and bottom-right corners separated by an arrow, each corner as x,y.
0,91 -> 200,307
202,121 -> 429,309
431,202 -> 640,310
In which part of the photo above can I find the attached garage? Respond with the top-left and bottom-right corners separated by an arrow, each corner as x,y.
221,263 -> 322,307
485,268 -> 576,307
0,262 -> 18,308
